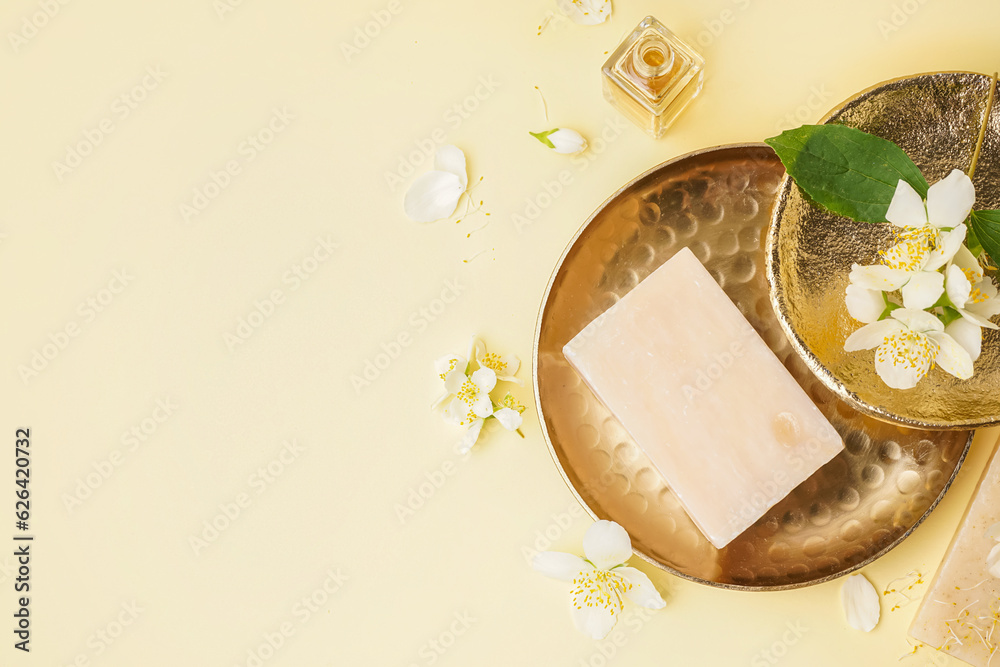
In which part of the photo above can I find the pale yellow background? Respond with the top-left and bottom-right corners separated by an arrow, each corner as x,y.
2,0 -> 1000,665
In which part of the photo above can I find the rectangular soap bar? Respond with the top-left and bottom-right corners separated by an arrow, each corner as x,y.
563,246 -> 843,549
909,434 -> 1000,666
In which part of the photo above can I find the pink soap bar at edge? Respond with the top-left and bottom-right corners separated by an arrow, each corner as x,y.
562,246 -> 844,549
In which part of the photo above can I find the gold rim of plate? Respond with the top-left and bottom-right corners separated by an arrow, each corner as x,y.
533,143 -> 973,590
768,71 -> 1000,429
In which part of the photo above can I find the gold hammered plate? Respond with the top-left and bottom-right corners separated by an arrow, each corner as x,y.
533,144 -> 973,590
768,71 -> 1000,429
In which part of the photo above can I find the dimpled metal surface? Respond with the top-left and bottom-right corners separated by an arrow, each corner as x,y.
768,72 -> 1000,429
533,144 -> 973,590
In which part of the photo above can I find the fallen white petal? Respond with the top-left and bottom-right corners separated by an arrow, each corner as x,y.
557,0 -> 612,25
582,520 -> 633,570
845,284 -> 886,324
988,543 -> 1000,578
404,170 -> 464,222
434,144 -> 467,189
885,179 -> 927,228
926,169 -> 976,228
842,573 -> 880,632
532,551 -> 587,581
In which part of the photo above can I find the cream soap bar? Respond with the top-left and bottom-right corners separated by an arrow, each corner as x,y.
563,247 -> 843,549
909,434 -> 1000,666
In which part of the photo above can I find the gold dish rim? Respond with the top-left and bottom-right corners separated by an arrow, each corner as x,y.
532,142 -> 975,591
766,70 -> 999,430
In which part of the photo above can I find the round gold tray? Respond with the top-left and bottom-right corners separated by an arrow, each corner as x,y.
533,144 -> 973,590
768,71 -> 1000,429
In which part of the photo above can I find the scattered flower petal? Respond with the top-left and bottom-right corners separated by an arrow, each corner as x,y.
404,145 -> 467,222
842,573 -> 880,632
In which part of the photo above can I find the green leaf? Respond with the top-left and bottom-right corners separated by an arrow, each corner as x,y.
969,210 -> 1000,265
966,225 -> 984,258
765,124 -> 929,223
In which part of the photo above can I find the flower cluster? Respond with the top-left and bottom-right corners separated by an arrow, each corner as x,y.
433,336 -> 526,453
845,170 -> 1000,389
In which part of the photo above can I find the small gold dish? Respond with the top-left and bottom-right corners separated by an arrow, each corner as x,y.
533,144 -> 972,590
768,71 -> 1000,429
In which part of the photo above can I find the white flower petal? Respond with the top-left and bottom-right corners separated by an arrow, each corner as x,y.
455,418 -> 484,453
926,169 -> 975,228
874,339 -> 932,390
842,573 -> 880,632
467,336 -> 485,364
569,599 -> 618,639
434,353 -> 466,376
582,520 -> 632,570
891,307 -> 944,333
471,367 -> 497,393
434,144 -> 467,189
403,170 -> 464,223
901,271 -> 944,310
849,264 -> 911,292
927,331 -> 975,380
952,244 -> 983,279
431,392 -> 451,411
845,284 -> 886,324
844,319 -> 903,352
885,179 -> 927,228
946,263 -> 973,310
547,128 -> 588,155
557,0 -> 612,25
959,308 -> 999,329
925,225 -> 967,271
989,543 -> 1000,579
443,369 -> 468,395
968,297 -> 1000,324
493,407 -> 523,431
471,393 -> 493,419
945,317 -> 983,362
617,567 -> 666,610
443,397 -> 468,425
532,551 -> 588,581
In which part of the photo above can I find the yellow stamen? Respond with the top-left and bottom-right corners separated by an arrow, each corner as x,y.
570,569 -> 633,612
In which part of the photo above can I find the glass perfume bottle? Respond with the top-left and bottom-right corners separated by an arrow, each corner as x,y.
602,16 -> 705,139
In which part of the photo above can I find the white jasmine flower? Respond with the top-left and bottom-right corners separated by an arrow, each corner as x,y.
886,169 -> 976,231
533,520 -> 665,639
404,145 -> 467,222
946,246 -> 1000,329
493,393 -> 526,430
476,346 -> 522,384
530,128 -> 588,155
844,308 -> 973,389
556,0 -> 612,25
841,573 -> 880,632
